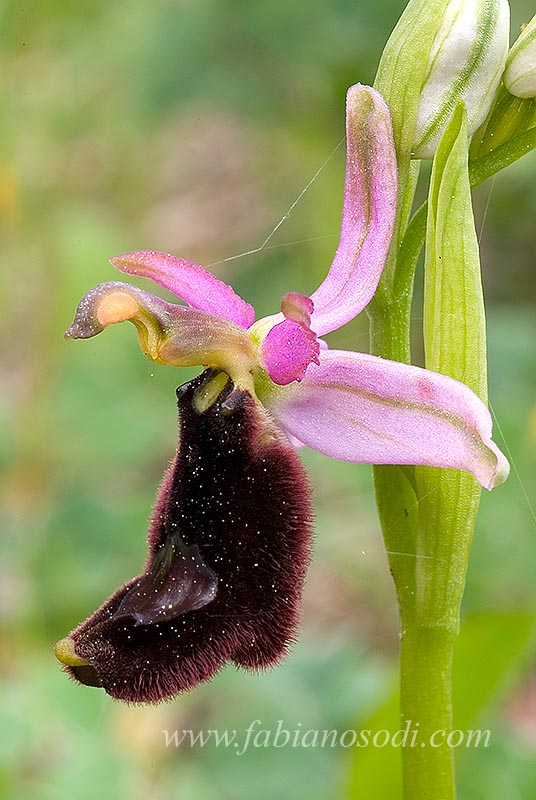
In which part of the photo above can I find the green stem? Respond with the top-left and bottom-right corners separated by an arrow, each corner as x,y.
370,304 -> 458,798
370,106 -> 501,799
367,33 -> 536,800
368,118 -> 516,800
399,465 -> 480,799
399,625 -> 457,800
368,155 -> 419,619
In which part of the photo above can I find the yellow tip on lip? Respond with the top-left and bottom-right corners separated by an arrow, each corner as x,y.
96,292 -> 139,326
54,637 -> 89,667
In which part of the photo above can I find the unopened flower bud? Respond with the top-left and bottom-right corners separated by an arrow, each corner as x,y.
504,14 -> 536,98
376,0 -> 510,159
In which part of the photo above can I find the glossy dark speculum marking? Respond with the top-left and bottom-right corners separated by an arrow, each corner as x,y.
57,370 -> 312,703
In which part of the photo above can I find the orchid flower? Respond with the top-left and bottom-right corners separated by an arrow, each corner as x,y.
54,84 -> 508,703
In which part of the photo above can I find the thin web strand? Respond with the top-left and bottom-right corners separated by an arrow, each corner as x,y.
477,174 -> 496,245
490,402 -> 536,532
478,179 -> 536,532
206,137 -> 345,268
381,487 -> 442,563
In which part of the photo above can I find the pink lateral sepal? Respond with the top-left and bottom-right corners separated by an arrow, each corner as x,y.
110,250 -> 255,329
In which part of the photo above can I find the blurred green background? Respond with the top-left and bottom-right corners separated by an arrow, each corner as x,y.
2,1 -> 536,798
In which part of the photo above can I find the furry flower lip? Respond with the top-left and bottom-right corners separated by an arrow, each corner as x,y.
55,84 -> 508,703
55,371 -> 313,703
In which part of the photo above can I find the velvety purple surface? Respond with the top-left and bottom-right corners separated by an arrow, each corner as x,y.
64,372 -> 312,703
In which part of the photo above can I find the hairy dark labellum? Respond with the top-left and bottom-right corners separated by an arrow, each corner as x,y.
55,370 -> 312,703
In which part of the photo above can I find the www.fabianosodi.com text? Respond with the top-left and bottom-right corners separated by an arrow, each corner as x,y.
162,720 -> 491,756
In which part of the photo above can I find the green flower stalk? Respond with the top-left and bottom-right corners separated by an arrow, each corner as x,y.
407,105 -> 486,798
368,1 -> 536,798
